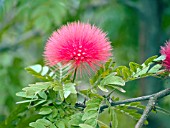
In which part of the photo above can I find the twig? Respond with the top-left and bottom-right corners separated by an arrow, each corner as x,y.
135,88 -> 170,128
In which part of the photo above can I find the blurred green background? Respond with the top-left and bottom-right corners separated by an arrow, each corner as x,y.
0,0 -> 170,127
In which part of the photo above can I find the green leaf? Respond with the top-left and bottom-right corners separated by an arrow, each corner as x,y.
80,90 -> 103,99
38,91 -> 47,99
56,120 -> 65,128
98,85 -> 109,92
154,55 -> 166,62
26,82 -> 50,93
36,119 -> 54,126
111,109 -> 118,128
82,111 -> 98,121
108,85 -> 126,93
53,81 -> 62,91
65,94 -> 77,105
31,82 -> 51,89
29,122 -> 46,128
97,120 -> 110,128
16,99 -> 37,104
16,92 -> 37,99
100,73 -> 126,93
30,64 -> 41,72
133,66 -> 150,77
129,102 -> 141,106
69,113 -> 83,126
84,118 -> 97,127
59,90 -> 64,102
58,108 -> 65,118
63,83 -> 77,98
122,66 -> 131,80
101,73 -> 125,86
33,100 -> 46,107
79,124 -> 94,128
144,120 -> 149,125
129,62 -> 142,72
144,55 -> 157,66
30,119 -> 56,128
25,64 -> 53,80
41,66 -> 49,76
148,64 -> 162,73
39,107 -> 52,115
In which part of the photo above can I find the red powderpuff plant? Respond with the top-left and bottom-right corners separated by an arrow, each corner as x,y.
44,22 -> 112,76
160,41 -> 170,70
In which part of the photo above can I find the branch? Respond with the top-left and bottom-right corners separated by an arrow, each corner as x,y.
135,88 -> 170,128
75,88 -> 170,125
135,97 -> 155,128
100,88 -> 170,112
75,103 -> 85,109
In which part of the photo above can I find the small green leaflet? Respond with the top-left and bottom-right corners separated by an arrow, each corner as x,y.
129,62 -> 142,72
99,73 -> 125,93
69,113 -> 84,126
144,55 -> 157,66
63,83 -> 77,98
30,122 -> 46,128
153,55 -> 166,61
148,64 -> 162,73
16,99 -> 37,104
98,107 -> 118,128
100,73 -> 125,86
79,124 -> 94,128
29,118 -> 56,128
25,64 -> 54,80
55,120 -> 65,128
110,109 -> 118,128
39,107 -> 52,115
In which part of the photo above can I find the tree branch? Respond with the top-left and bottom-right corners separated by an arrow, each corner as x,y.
135,88 -> 170,128
75,88 -> 170,126
135,97 -> 156,128
100,88 -> 170,112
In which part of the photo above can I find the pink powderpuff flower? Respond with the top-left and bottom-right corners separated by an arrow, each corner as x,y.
160,41 -> 170,70
44,22 -> 112,76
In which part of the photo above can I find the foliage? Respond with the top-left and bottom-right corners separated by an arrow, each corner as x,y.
1,55 -> 168,128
